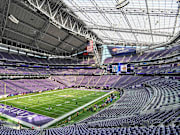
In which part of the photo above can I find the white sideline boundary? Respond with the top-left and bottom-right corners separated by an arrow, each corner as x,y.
40,90 -> 114,129
0,89 -> 112,129
0,88 -> 107,102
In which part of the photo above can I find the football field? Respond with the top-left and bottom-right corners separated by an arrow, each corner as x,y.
0,89 -> 107,118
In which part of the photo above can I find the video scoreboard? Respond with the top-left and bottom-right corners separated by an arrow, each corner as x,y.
108,63 -> 134,73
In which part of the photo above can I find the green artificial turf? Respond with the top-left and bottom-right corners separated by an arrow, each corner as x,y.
62,92 -> 120,127
0,89 -> 107,118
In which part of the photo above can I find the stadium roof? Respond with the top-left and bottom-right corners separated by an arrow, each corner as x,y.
64,0 -> 180,46
0,0 -> 102,56
0,0 -> 179,56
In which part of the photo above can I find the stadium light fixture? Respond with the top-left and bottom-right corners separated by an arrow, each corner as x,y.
8,14 -> 19,24
116,0 -> 129,9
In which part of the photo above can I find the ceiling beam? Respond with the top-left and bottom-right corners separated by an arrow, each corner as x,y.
141,31 -> 180,51
72,42 -> 86,53
31,21 -> 50,49
1,26 -> 69,53
0,11 -> 79,53
89,0 -> 125,42
66,0 -> 112,43
101,36 -> 153,46
2,36 -> 52,55
20,0 -> 102,43
7,1 -> 86,53
86,25 -> 172,37
51,34 -> 72,53
16,19 -> 70,53
120,9 -> 139,43
172,3 -> 180,36
70,6 -> 179,17
145,0 -> 154,43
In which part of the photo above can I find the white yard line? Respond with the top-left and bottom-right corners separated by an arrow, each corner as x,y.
40,91 -> 114,129
0,88 -> 103,102
0,90 -> 74,121
7,95 -> 94,110
0,89 -> 68,102
1,100 -> 76,118
10,94 -> 104,116
0,89 -> 110,129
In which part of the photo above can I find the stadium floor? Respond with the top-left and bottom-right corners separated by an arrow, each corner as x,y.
0,89 -> 107,118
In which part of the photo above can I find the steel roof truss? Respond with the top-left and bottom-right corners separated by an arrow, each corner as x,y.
25,0 -> 102,43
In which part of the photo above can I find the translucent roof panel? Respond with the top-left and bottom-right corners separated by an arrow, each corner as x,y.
64,0 -> 180,46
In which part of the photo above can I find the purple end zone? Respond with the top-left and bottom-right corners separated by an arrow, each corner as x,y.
0,104 -> 54,126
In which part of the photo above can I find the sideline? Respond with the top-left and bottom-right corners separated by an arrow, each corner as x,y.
0,89 -> 112,129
